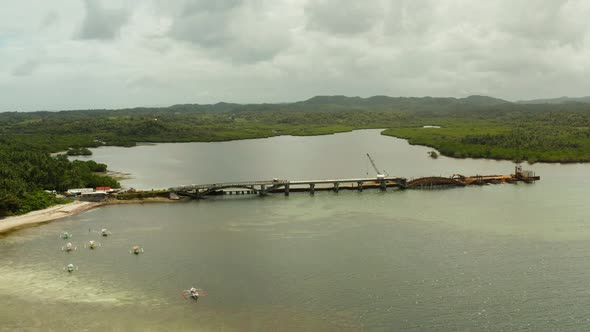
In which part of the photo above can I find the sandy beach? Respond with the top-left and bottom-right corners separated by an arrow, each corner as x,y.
0,201 -> 105,235
0,197 -> 184,235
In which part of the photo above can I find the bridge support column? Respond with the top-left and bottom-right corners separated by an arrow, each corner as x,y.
400,179 -> 407,190
310,184 -> 315,195
284,184 -> 290,196
333,182 -> 339,193
380,179 -> 386,191
357,182 -> 363,192
260,184 -> 267,196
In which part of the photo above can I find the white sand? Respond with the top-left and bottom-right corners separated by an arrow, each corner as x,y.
0,201 -> 103,234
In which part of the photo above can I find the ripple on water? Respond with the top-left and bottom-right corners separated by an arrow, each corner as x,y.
0,263 -> 157,306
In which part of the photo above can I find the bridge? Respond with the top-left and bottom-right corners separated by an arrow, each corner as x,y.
170,176 -> 407,198
168,169 -> 539,198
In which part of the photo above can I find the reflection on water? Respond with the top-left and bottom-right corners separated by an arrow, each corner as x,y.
3,130 -> 590,330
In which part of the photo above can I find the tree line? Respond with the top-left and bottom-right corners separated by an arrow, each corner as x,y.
0,138 -> 119,217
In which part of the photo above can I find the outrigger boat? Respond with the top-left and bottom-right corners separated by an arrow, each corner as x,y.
182,287 -> 207,302
84,240 -> 101,249
62,242 -> 77,252
64,264 -> 78,272
89,228 -> 112,236
60,232 -> 72,239
130,245 -> 144,255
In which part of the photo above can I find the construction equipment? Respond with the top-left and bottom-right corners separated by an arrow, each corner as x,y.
366,153 -> 389,178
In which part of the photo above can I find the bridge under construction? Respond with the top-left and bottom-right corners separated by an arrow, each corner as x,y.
169,167 -> 540,199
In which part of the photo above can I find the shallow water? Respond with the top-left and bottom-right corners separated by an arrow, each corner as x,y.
3,130 -> 590,331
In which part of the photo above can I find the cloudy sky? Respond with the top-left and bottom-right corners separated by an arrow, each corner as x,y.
1,0 -> 590,111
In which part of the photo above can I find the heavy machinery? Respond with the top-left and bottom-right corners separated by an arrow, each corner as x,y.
366,153 -> 389,179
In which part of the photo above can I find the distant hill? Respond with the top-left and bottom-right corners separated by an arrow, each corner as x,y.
300,95 -> 508,107
3,95 -> 513,114
517,96 -> 590,104
287,95 -> 510,112
117,95 -> 512,115
459,95 -> 510,106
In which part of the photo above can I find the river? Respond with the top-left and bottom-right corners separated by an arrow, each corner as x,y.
2,129 -> 590,331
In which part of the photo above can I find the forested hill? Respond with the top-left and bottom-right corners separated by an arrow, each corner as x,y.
7,95 -> 590,120
3,94 -> 510,116
517,96 -> 590,104
295,95 -> 509,109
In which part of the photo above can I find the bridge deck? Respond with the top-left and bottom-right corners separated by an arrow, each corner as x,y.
289,177 -> 404,185
171,177 -> 404,192
169,172 -> 539,197
171,180 -> 287,191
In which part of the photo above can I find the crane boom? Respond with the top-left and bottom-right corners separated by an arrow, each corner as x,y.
366,153 -> 389,177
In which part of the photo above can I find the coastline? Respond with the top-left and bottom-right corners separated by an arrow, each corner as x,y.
0,197 -> 182,236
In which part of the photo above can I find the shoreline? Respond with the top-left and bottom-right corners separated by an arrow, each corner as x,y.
0,197 -> 182,236
83,128 -> 581,164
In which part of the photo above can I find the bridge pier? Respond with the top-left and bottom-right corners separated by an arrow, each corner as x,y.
380,179 -> 386,191
400,179 -> 407,189
260,184 -> 267,196
357,182 -> 363,191
284,184 -> 290,196
310,183 -> 315,195
333,182 -> 339,193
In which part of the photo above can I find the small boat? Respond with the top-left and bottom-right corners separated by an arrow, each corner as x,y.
60,232 -> 72,239
182,287 -> 207,302
130,245 -> 144,255
62,242 -> 77,252
65,264 -> 78,272
85,240 -> 100,249
101,229 -> 111,237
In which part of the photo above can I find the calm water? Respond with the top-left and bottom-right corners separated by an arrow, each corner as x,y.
3,129 -> 590,331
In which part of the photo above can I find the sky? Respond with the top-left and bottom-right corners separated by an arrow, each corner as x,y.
1,0 -> 590,111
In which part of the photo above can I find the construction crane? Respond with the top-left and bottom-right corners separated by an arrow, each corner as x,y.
366,153 -> 389,178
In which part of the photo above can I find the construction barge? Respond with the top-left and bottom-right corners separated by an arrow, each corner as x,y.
170,166 -> 539,198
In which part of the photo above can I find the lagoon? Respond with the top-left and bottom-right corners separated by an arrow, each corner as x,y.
2,129 -> 590,330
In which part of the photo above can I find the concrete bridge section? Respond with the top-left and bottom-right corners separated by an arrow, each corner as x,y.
170,177 -> 407,198
169,169 -> 539,198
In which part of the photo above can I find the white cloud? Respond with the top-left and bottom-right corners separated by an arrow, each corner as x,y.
77,0 -> 130,40
1,0 -> 590,111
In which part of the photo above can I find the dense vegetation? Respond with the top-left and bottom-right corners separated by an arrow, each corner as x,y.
3,95 -> 590,163
66,147 -> 92,156
0,138 -> 119,217
2,94 -> 590,216
382,109 -> 590,163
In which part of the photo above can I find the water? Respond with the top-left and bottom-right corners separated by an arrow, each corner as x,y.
3,129 -> 590,331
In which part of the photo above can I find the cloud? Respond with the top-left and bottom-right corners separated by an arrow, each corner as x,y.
180,0 -> 243,15
78,0 -> 129,40
12,60 -> 41,77
167,0 -> 294,63
2,0 -> 590,111
39,11 -> 59,29
304,0 -> 383,35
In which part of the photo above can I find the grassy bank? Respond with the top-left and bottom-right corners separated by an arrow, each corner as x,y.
382,121 -> 590,163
